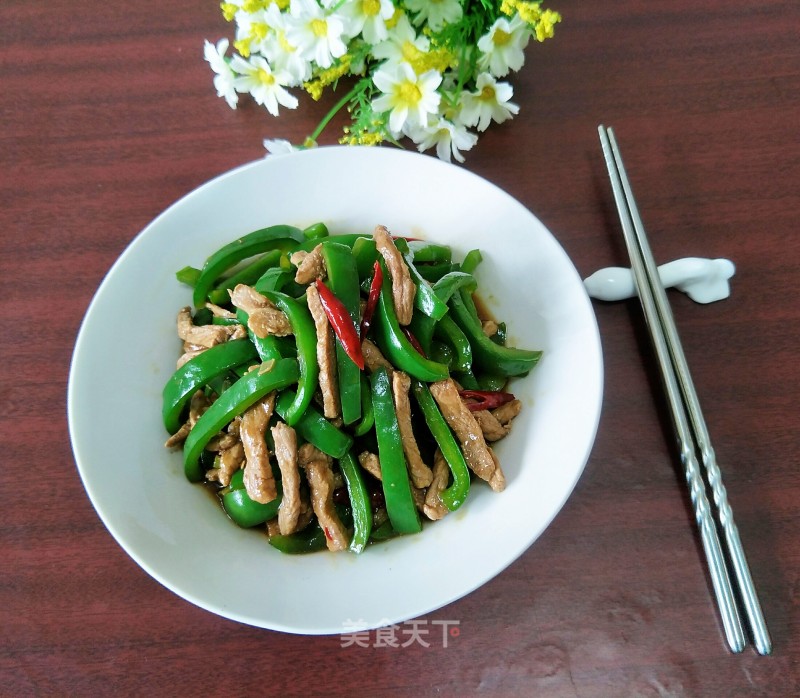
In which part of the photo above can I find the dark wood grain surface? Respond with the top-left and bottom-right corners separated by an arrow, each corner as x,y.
2,1 -> 799,695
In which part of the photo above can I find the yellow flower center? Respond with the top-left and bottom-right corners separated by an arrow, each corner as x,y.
397,81 -> 422,106
493,28 -> 512,46
251,22 -> 268,41
362,0 -> 381,17
480,85 -> 496,101
258,69 -> 275,86
310,18 -> 328,37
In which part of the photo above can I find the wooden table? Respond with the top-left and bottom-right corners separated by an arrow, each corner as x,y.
3,1 -> 798,694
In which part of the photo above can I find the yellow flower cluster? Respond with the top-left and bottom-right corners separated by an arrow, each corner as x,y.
500,0 -> 562,42
339,128 -> 384,146
304,55 -> 353,101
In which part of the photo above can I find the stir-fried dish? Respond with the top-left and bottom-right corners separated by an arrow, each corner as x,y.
162,223 -> 542,554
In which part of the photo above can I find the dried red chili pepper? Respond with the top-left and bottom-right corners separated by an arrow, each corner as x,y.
359,260 -> 383,338
315,279 -> 365,370
402,327 -> 427,357
458,389 -> 516,412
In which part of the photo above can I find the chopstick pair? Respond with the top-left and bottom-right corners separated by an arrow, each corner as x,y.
597,125 -> 771,655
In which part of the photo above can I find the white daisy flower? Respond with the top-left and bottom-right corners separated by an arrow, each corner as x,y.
477,15 -> 530,77
371,61 -> 442,135
263,138 -> 298,156
337,0 -> 395,44
204,38 -> 238,109
234,8 -> 271,58
286,0 -> 347,69
459,73 -> 520,131
230,55 -> 299,116
371,13 -> 429,66
408,117 -> 478,163
404,0 -> 463,32
262,3 -> 312,84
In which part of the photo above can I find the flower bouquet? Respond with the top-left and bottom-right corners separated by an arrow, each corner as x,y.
205,0 -> 560,162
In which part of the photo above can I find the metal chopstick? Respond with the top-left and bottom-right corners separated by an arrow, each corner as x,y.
598,125 -> 771,654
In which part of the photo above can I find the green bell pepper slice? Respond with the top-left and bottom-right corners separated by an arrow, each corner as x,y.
183,358 -> 299,482
208,249 -> 282,305
268,523 -> 327,554
411,380 -> 471,511
162,338 -> 258,434
192,224 -> 304,307
372,263 -> 449,382
449,289 -> 542,377
320,241 -> 362,425
339,451 -> 372,553
370,367 -> 421,534
256,290 -> 318,426
433,314 -> 472,373
275,390 -> 352,458
222,469 -> 283,528
352,374 -> 375,437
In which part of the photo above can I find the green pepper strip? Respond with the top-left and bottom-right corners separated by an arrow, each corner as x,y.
373,262 -> 449,382
433,314 -> 473,373
222,470 -> 283,528
208,249 -> 282,305
411,380 -> 471,511
302,222 -> 329,240
183,358 -> 299,482
275,390 -> 352,458
257,290 -> 318,426
269,523 -> 327,554
353,374 -> 375,437
294,233 -> 371,254
369,518 -> 397,542
370,367 -> 421,534
449,289 -> 542,377
403,251 -> 449,321
192,225 -> 304,307
415,262 -> 455,283
176,265 -> 201,287
407,241 -> 452,264
432,271 -> 477,304
321,241 -> 363,425
162,338 -> 258,434
339,451 -> 372,553
459,249 -> 483,275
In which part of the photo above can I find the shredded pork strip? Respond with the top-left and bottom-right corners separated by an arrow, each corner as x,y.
361,338 -> 394,376
306,284 -> 340,419
229,284 -> 292,338
392,371 -> 433,488
423,450 -> 450,521
299,443 -> 349,551
291,244 -> 326,284
241,393 -> 277,503
271,422 -> 302,535
373,225 -> 415,326
429,378 -> 506,492
357,451 -> 382,481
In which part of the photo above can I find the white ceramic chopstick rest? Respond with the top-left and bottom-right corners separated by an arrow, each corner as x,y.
584,257 -> 735,304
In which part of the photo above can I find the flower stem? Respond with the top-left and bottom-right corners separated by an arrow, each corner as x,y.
308,83 -> 361,143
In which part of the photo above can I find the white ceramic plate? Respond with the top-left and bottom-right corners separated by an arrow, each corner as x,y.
68,146 -> 603,635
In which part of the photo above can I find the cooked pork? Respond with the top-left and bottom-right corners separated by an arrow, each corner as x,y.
271,422 -> 302,535
299,443 -> 349,551
473,409 -> 509,441
357,451 -> 382,481
291,244 -> 326,284
361,338 -> 394,376
423,450 -> 450,521
229,284 -> 292,338
176,306 -> 234,348
429,378 -> 506,492
373,225 -> 415,326
306,284 -> 340,419
392,371 -> 433,488
492,398 -> 522,426
164,390 -> 210,448
241,393 -> 277,504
